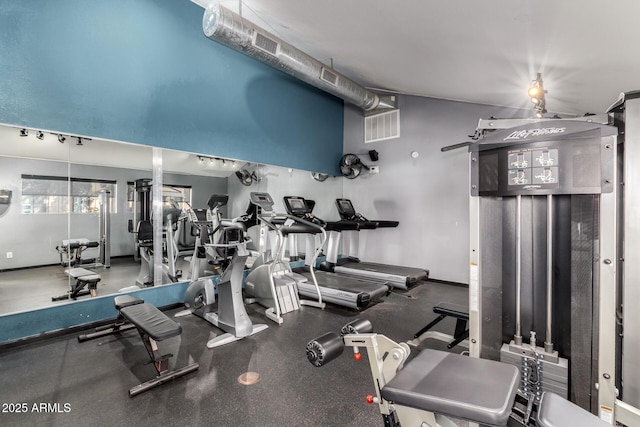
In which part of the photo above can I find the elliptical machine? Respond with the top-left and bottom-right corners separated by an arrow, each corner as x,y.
243,192 -> 326,325
176,194 -> 268,348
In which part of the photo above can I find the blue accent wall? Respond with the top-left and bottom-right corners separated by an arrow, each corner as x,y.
0,0 -> 344,175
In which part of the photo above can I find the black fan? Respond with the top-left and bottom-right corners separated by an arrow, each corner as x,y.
340,154 -> 369,179
235,169 -> 259,186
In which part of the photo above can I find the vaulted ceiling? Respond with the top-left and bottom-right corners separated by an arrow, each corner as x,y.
202,0 -> 640,116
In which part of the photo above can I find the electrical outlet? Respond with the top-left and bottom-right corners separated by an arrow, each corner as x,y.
369,166 -> 379,174
6,251 -> 13,259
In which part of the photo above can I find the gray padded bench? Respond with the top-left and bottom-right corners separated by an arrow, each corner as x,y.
119,303 -> 199,397
77,295 -> 144,342
536,391 -> 610,427
381,349 -> 520,426
52,267 -> 102,301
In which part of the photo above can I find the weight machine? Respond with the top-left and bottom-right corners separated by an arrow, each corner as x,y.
468,93 -> 640,425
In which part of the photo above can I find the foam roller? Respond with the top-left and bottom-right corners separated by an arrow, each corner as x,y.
340,319 -> 373,336
306,332 -> 344,367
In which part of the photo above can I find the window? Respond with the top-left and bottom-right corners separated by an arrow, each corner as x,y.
21,175 -> 117,214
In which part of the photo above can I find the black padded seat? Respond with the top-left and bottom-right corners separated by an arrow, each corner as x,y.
66,267 -> 100,281
136,220 -> 154,247
433,302 -> 468,319
536,392 -> 610,427
412,302 -> 470,349
381,349 -> 520,426
77,296 -> 145,342
114,295 -> 144,310
120,303 -> 182,341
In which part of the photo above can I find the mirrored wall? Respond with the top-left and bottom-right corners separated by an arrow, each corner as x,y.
0,123 -> 344,316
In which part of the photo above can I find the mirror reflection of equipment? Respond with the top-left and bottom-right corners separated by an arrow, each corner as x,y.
0,189 -> 11,217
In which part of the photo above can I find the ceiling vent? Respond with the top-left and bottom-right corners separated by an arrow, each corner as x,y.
202,2 -> 396,112
252,32 -> 280,56
365,109 -> 400,143
320,67 -> 339,87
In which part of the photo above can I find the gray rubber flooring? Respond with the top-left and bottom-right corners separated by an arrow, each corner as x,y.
0,280 -> 468,427
0,257 -> 191,315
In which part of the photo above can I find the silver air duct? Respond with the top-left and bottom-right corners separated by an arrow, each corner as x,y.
202,3 -> 394,112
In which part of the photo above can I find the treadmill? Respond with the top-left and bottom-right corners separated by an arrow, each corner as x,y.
325,198 -> 428,289
282,196 -> 390,309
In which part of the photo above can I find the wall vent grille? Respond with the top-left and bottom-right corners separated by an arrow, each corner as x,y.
252,32 -> 279,56
365,109 -> 400,143
320,67 -> 338,86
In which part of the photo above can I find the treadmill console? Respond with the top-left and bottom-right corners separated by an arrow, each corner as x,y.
249,192 -> 275,212
283,196 -> 311,216
336,199 -> 357,220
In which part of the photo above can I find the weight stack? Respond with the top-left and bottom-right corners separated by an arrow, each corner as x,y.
500,341 -> 569,401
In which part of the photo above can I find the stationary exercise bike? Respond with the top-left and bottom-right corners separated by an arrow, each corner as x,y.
306,320 -> 609,427
176,195 -> 268,348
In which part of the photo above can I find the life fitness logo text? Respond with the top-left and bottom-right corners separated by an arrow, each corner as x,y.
504,127 -> 566,141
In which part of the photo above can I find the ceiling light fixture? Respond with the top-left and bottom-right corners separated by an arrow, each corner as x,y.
19,129 -> 28,137
36,131 -> 44,140
58,134 -> 66,143
528,72 -> 547,118
197,155 -> 221,166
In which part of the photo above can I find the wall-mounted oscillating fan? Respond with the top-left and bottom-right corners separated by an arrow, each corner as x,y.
235,169 -> 259,186
340,154 -> 369,179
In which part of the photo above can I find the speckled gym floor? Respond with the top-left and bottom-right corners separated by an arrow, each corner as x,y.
0,280 -> 467,427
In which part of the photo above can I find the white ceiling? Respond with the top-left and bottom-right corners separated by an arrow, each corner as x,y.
207,0 -> 640,116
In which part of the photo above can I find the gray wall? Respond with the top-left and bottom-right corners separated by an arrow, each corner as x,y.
227,164 -> 344,253
228,164 -> 343,220
0,156 -> 227,270
343,95 -> 532,283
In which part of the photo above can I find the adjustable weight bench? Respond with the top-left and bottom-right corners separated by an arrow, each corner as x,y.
77,295 -> 144,342
52,268 -> 102,301
119,303 -> 199,397
409,301 -> 469,348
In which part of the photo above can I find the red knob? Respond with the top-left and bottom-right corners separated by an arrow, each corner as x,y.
366,395 -> 374,404
353,352 -> 362,361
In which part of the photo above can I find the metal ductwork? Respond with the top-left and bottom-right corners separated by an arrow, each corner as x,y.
202,3 -> 394,112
